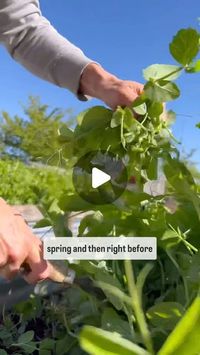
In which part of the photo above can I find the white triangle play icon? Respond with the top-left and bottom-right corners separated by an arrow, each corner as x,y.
92,167 -> 111,188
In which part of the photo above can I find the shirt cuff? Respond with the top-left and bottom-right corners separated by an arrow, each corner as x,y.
51,51 -> 100,101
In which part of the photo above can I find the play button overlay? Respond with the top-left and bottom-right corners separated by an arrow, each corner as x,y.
92,167 -> 111,188
73,150 -> 128,205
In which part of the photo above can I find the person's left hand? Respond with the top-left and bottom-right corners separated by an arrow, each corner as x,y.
79,63 -> 143,110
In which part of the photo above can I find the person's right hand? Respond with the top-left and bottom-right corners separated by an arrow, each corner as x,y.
0,198 -> 52,283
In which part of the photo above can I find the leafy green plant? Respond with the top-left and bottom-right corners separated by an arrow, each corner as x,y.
0,159 -> 72,205
50,27 -> 200,354
0,96 -> 74,164
1,27 -> 200,355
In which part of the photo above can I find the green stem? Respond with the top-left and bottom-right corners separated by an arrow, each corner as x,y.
124,260 -> 154,354
154,66 -> 183,82
164,126 -> 181,144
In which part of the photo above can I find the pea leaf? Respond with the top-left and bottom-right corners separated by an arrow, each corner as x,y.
75,106 -> 112,132
80,326 -> 150,355
20,342 -> 37,354
59,193 -> 94,211
18,331 -> 34,344
143,64 -> 181,81
39,338 -> 55,351
34,218 -> 51,228
169,28 -> 200,66
57,126 -> 73,143
56,335 -> 76,355
148,102 -> 163,118
146,302 -> 184,331
144,80 -> 180,102
101,308 -> 133,340
95,270 -> 124,310
158,297 -> 200,355
111,108 -> 123,128
133,103 -> 147,116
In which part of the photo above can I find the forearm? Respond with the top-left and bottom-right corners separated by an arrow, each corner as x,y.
0,0 -> 95,98
0,0 -> 143,108
79,63 -> 118,99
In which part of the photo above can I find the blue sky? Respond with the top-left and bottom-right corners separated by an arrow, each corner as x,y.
0,0 -> 200,164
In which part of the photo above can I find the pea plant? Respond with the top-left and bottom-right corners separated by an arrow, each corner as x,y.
47,27 -> 200,355
41,27 -> 200,354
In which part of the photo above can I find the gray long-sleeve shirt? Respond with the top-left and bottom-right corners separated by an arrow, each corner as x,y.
0,0 -> 95,99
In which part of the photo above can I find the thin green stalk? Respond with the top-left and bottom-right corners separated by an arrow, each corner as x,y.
124,260 -> 154,354
154,66 -> 183,82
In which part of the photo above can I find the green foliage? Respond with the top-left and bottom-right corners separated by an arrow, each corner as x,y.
1,26 -> 200,355
158,296 -> 200,355
143,64 -> 182,81
0,159 -> 71,205
80,326 -> 150,355
169,28 -> 200,66
53,26 -> 200,354
146,302 -> 184,331
0,315 -> 37,354
0,96 -> 74,164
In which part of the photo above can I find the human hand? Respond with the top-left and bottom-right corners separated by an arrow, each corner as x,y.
0,198 -> 53,283
79,63 -> 143,110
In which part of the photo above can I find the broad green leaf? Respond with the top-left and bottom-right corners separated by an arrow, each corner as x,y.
160,229 -> 180,249
56,335 -> 76,355
133,103 -> 147,116
75,106 -> 112,132
169,28 -> 200,66
158,297 -> 200,355
39,338 -> 55,351
78,211 -> 113,236
148,102 -> 163,118
20,342 -> 37,354
57,126 -> 73,142
177,252 -> 200,289
34,218 -> 51,228
100,127 -> 121,150
71,260 -> 106,277
76,108 -> 90,125
0,329 -> 12,340
80,326 -> 150,355
144,80 -> 180,102
18,331 -> 34,344
102,308 -> 134,340
95,280 -> 132,309
52,213 -> 72,237
143,64 -> 181,81
124,107 -> 135,128
164,156 -> 200,220
146,302 -> 184,331
74,106 -> 112,155
111,108 -> 123,128
95,270 -> 124,310
0,351 -> 8,355
59,193 -> 93,211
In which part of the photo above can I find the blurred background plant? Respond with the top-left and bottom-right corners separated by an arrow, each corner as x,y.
0,97 -> 73,206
